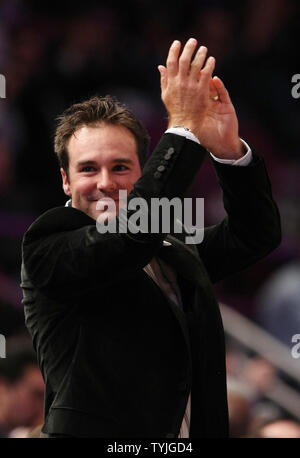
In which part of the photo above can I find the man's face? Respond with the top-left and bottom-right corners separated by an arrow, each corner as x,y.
1,365 -> 45,429
61,123 -> 142,220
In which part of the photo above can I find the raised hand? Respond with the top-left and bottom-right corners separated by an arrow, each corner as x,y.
158,38 -> 214,138
158,38 -> 244,159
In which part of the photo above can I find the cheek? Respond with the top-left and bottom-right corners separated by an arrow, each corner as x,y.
73,177 -> 97,196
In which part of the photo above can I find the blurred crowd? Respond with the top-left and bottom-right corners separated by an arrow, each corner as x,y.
0,0 -> 300,438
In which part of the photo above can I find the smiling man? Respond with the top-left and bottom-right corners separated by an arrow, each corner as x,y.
21,39 -> 281,438
59,120 -> 143,221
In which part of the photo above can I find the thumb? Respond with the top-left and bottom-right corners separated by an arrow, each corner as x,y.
158,65 -> 167,91
209,77 -> 219,100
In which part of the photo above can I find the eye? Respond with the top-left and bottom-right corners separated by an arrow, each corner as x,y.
113,165 -> 129,172
81,166 -> 96,173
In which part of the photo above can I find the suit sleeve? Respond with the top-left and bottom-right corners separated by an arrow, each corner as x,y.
197,149 -> 281,284
22,133 -> 206,297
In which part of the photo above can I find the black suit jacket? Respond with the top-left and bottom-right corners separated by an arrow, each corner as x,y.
21,133 -> 281,437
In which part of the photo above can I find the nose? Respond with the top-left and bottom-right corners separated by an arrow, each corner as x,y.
97,169 -> 117,194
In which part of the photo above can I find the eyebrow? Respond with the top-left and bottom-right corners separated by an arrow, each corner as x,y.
76,158 -> 134,167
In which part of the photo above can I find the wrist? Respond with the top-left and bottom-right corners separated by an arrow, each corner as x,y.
167,126 -> 201,145
210,138 -> 245,160
168,124 -> 200,141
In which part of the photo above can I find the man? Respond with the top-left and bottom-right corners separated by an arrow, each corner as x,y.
21,39 -> 281,438
0,347 -> 44,437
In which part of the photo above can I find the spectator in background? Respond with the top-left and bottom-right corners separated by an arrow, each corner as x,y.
226,378 -> 253,437
0,346 -> 44,438
256,262 -> 300,347
257,419 -> 300,438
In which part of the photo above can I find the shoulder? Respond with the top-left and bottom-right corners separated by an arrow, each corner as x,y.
22,206 -> 95,245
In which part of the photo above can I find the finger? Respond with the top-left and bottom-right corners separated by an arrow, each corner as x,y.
158,65 -> 167,92
178,38 -> 198,77
166,40 -> 181,77
209,78 -> 219,101
199,56 -> 215,86
212,76 -> 231,104
190,45 -> 207,80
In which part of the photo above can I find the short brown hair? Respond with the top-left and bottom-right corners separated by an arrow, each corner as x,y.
54,95 -> 150,180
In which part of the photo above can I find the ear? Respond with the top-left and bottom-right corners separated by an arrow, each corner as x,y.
60,168 -> 72,197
